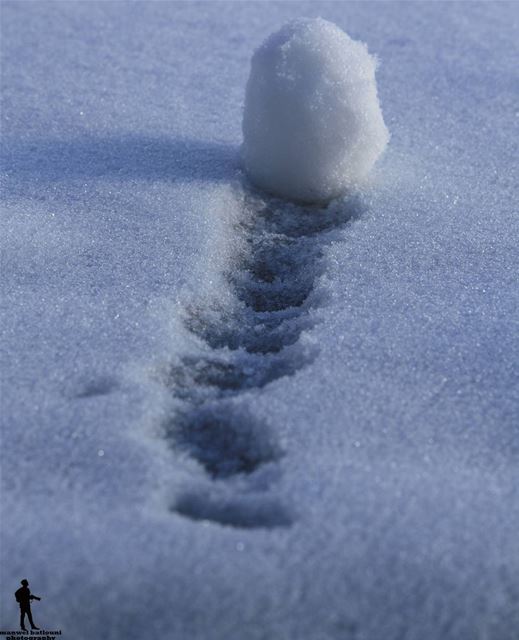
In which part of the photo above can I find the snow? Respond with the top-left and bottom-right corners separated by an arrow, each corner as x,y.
1,2 -> 519,640
242,18 -> 389,202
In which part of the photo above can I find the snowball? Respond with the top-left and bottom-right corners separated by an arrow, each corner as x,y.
241,18 -> 389,203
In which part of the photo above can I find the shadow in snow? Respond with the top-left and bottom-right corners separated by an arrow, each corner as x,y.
1,134 -> 238,184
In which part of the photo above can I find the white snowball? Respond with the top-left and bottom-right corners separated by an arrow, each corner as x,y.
242,18 -> 389,203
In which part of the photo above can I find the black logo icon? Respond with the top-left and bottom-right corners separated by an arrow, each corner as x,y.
14,579 -> 41,632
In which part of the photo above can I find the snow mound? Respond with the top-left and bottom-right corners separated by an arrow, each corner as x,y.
242,18 -> 389,202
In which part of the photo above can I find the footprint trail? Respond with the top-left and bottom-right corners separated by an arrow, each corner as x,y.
163,185 -> 362,529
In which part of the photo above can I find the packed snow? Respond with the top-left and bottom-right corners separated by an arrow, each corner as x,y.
1,2 -> 518,640
242,18 -> 389,202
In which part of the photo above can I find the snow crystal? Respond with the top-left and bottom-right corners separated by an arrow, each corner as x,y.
242,18 -> 389,202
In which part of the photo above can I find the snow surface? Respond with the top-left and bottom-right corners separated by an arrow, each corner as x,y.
1,2 -> 519,639
242,18 -> 389,202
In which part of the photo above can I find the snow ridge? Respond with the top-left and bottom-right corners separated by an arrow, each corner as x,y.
163,185 -> 362,528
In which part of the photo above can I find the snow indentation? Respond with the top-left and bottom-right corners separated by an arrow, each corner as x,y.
165,186 -> 362,528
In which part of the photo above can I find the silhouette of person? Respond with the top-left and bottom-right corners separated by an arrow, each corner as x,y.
14,579 -> 41,631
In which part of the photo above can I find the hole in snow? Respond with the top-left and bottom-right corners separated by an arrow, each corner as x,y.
74,376 -> 117,399
169,402 -> 282,479
173,491 -> 292,529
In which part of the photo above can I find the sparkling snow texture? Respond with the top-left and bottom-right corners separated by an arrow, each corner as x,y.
242,18 -> 389,202
1,3 -> 518,640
